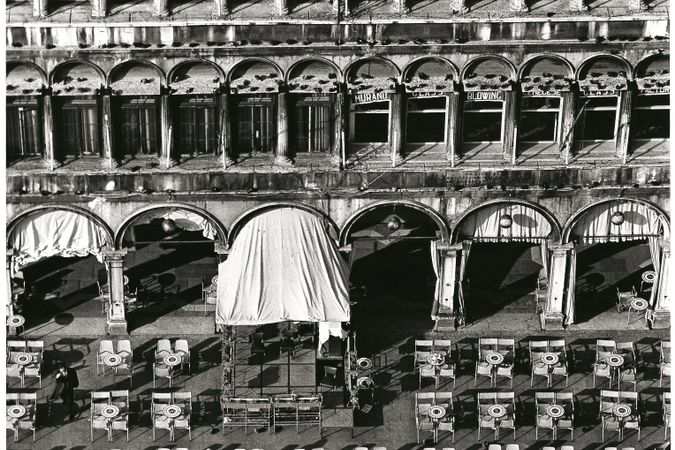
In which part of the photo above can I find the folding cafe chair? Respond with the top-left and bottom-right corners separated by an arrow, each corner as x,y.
90,391 -> 111,442
172,391 -> 192,441
16,393 -> 37,442
529,340 -> 550,387
616,341 -> 638,391
620,391 -> 641,441
593,339 -> 616,387
415,340 -> 434,371
600,390 -> 621,441
435,391 -> 455,443
495,339 -> 515,388
548,339 -> 569,387
616,286 -> 637,312
496,392 -> 516,440
415,392 -> 435,444
534,391 -> 555,440
663,391 -> 671,440
7,341 -> 26,387
97,340 -> 115,376
152,392 -> 173,441
174,339 -> 191,374
477,392 -> 498,440
115,339 -> 133,388
434,340 -> 456,389
203,275 -> 218,315
109,390 -> 129,442
475,338 -> 498,387
555,391 -> 575,440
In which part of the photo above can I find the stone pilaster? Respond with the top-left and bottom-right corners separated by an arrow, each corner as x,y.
502,90 -> 518,163
276,91 -> 292,165
91,0 -> 107,18
615,88 -> 633,163
568,0 -> 587,11
275,0 -> 288,15
103,249 -> 128,335
33,0 -> 48,17
42,90 -> 57,170
446,92 -> 461,166
159,92 -> 176,169
389,87 -> 404,166
213,0 -> 229,16
218,90 -> 235,167
558,90 -> 576,163
154,0 -> 169,17
101,92 -> 117,168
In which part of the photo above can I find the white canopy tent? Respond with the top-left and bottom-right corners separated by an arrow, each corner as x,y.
215,208 -> 350,327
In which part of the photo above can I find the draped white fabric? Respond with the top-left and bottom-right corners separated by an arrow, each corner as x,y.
648,237 -> 662,307
547,250 -> 567,323
458,204 -> 553,242
430,240 -> 441,307
10,210 -> 110,268
131,209 -> 217,240
655,249 -> 670,311
570,201 -> 666,244
215,208 -> 351,325
456,240 -> 472,324
318,322 -> 348,350
564,249 -> 576,326
540,240 -> 550,276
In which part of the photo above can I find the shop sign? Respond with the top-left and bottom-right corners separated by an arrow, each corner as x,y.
352,92 -> 389,104
410,91 -> 447,98
242,96 -> 273,103
521,90 -> 561,97
466,91 -> 504,101
638,87 -> 669,95
298,95 -> 330,101
581,89 -> 618,97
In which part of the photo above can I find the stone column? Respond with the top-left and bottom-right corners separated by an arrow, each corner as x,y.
218,90 -> 234,167
332,0 -> 341,16
101,91 -> 116,168
42,90 -> 57,170
389,87 -> 404,166
568,0 -> 586,11
33,0 -> 48,17
333,91 -> 346,167
103,249 -> 128,335
276,90 -> 292,165
275,0 -> 288,15
91,0 -> 107,18
213,0 -> 228,16
392,0 -> 406,14
541,243 -> 572,330
615,88 -> 634,163
502,90 -> 518,163
558,90 -> 576,164
6,252 -> 15,319
159,91 -> 176,169
154,0 -> 169,17
445,92 -> 460,166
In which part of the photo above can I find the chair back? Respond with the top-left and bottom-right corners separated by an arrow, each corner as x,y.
435,391 -> 453,408
99,339 -> 114,355
434,339 -> 452,355
497,338 -> 515,349
477,392 -> 497,404
415,340 -> 433,350
7,393 -> 20,401
26,341 -> 44,352
175,339 -> 189,354
548,339 -> 566,352
117,339 -> 132,357
156,339 -> 171,354
620,391 -> 639,407
535,391 -> 555,405
661,340 -> 671,362
596,339 -> 616,360
496,391 -> 515,404
505,445 -> 519,450
173,391 -> 192,409
8,341 -> 27,351
323,366 -> 337,377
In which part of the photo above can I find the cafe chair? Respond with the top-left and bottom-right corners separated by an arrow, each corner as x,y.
110,390 -> 129,442
152,392 -> 172,441
172,391 -> 192,441
496,391 -> 516,440
620,391 -> 641,440
534,391 -> 555,439
90,391 -> 112,442
601,413 -> 621,441
487,446 -> 501,450
415,392 -> 435,443
663,392 -> 671,440
7,356 -> 24,387
174,339 -> 191,374
435,392 -> 455,443
593,339 -> 617,387
615,286 -> 637,312
155,339 -> 172,361
495,339 -> 515,388
202,276 -> 218,316
560,446 -> 574,450
556,391 -> 575,440
97,281 -> 110,313
414,340 -> 434,371
549,339 -> 569,387
319,366 -> 339,391
434,340 -> 456,389
476,392 -> 498,440
529,340 -> 550,387
23,352 -> 41,388
419,364 -> 438,389
616,342 -> 638,391
250,332 -> 266,359
16,393 -> 37,442
115,340 -> 133,388
153,361 -> 173,388
599,390 -> 620,419
97,340 -> 115,375
475,338 -> 498,387
660,340 -> 671,387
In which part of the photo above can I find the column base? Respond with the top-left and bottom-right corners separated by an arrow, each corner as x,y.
159,158 -> 179,170
540,312 -> 565,330
275,156 -> 294,166
106,158 -> 119,169
222,156 -> 236,168
106,319 -> 128,335
649,310 -> 670,329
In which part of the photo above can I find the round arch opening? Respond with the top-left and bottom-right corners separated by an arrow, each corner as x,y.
563,199 -> 669,325
7,206 -> 114,331
341,202 -> 445,354
7,62 -> 46,96
633,55 -> 670,142
452,200 -> 559,325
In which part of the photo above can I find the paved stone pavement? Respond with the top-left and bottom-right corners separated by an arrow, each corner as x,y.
5,321 -> 671,450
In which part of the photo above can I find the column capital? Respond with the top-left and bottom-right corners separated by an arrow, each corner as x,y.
550,242 -> 574,254
214,243 -> 229,255
102,248 -> 128,261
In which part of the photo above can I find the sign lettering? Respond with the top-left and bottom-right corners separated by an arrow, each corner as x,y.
352,92 -> 389,104
466,91 -> 504,101
582,90 -> 618,97
638,88 -> 669,95
410,91 -> 447,98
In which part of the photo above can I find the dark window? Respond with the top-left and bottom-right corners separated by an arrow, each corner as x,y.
519,97 -> 560,142
351,100 -> 389,143
7,98 -> 42,160
56,98 -> 100,157
576,97 -> 618,141
632,94 -> 669,139
236,98 -> 275,154
175,96 -> 217,156
115,97 -> 159,156
406,97 -> 446,143
294,100 -> 332,153
463,100 -> 503,142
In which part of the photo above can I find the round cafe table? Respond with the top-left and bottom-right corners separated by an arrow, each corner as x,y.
164,405 -> 182,418
7,405 -> 26,419
613,404 -> 632,419
428,405 -> 447,420
541,352 -> 560,366
103,353 -> 123,368
14,352 -> 33,366
101,404 -> 120,419
356,376 -> 374,390
606,354 -> 625,367
356,357 -> 373,371
630,298 -> 649,311
488,405 -> 507,419
163,354 -> 182,367
547,404 -> 565,419
426,353 -> 446,367
486,352 -> 504,365
7,315 -> 25,328
642,271 -> 656,284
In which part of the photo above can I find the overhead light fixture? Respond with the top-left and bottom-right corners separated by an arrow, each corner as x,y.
611,211 -> 625,226
499,214 -> 513,229
386,215 -> 402,231
161,218 -> 178,234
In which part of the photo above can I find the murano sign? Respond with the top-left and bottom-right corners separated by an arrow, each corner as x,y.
352,92 -> 389,104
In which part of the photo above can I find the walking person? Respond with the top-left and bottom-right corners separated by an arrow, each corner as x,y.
50,363 -> 79,421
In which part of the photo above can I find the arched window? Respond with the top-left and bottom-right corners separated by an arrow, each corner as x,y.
633,55 -> 670,142
6,62 -> 46,162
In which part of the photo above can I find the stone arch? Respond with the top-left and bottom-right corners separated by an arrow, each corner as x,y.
286,57 -> 341,83
50,60 -> 106,96
561,197 -> 670,243
450,198 -> 561,244
402,56 -> 459,82
518,54 -> 575,80
461,55 -> 517,81
576,54 -> 633,81
345,57 -> 401,83
228,58 -> 283,94
7,205 -> 114,246
6,61 -> 47,96
108,59 -> 165,96
114,202 -> 228,249
286,58 -> 341,94
229,202 -> 339,246
168,59 -> 225,95
339,200 -> 451,247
